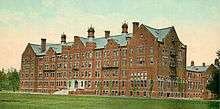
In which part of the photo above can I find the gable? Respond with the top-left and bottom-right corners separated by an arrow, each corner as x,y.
143,25 -> 172,42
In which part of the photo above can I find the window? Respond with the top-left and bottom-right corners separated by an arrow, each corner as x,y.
81,81 -> 84,87
122,81 -> 125,87
188,81 -> 192,90
140,33 -> 144,38
122,70 -> 126,78
122,49 -> 127,57
104,51 -> 109,58
96,51 -> 101,59
113,50 -> 118,57
139,57 -> 145,65
113,60 -> 118,67
122,60 -> 127,67
89,52 -> 93,58
129,48 -> 133,56
96,60 -> 101,68
129,58 -> 133,66
88,61 -> 92,68
51,56 -> 55,62
95,71 -> 100,78
150,47 -> 154,55
113,70 -> 118,77
139,46 -> 144,54
150,57 -> 154,64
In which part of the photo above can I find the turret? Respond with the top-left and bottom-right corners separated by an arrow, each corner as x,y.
122,23 -> 128,33
87,26 -> 95,42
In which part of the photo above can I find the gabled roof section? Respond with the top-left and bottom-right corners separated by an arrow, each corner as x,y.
186,66 -> 209,73
80,33 -> 132,49
30,43 -> 62,56
144,25 -> 172,42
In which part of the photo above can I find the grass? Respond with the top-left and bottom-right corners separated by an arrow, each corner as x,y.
0,93 -> 219,109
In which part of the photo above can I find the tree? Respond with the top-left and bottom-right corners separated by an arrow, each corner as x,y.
206,69 -> 220,99
149,80 -> 154,97
7,69 -> 20,91
0,69 -> 7,90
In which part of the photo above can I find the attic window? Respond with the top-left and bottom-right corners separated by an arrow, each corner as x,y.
140,33 -> 144,38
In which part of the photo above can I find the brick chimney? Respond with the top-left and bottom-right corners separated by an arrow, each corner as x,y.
191,60 -> 194,66
133,22 -> 139,34
202,62 -> 206,67
214,58 -> 219,66
105,30 -> 110,39
61,33 -> 66,44
41,38 -> 46,52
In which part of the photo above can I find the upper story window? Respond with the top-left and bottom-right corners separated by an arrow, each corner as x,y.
122,49 -> 127,57
113,60 -> 118,67
139,46 -> 144,55
74,53 -> 80,60
96,51 -> 102,59
113,50 -> 118,57
122,70 -> 126,78
150,47 -> 154,55
129,48 -> 133,56
95,71 -> 100,78
140,33 -> 144,38
129,58 -> 133,66
113,70 -> 118,77
51,56 -> 56,62
122,60 -> 127,67
96,60 -> 101,68
104,50 -> 109,58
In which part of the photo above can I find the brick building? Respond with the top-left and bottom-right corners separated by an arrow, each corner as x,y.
186,60 -> 219,99
20,22 -> 187,98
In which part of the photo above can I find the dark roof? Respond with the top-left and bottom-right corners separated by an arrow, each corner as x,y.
80,33 -> 132,49
29,24 -> 176,56
186,66 -> 208,73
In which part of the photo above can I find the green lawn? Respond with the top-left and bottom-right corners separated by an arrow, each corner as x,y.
0,93 -> 219,109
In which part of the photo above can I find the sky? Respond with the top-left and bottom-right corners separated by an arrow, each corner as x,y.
0,0 -> 219,69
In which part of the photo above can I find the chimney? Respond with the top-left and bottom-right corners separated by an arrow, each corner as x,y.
105,30 -> 110,39
202,62 -> 206,67
41,38 -> 46,52
191,60 -> 194,66
61,33 -> 66,44
133,22 -> 139,34
214,58 -> 219,66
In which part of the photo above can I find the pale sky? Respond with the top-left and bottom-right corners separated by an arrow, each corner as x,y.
0,0 -> 219,69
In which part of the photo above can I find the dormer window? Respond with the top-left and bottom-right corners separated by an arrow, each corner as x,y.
140,33 -> 144,38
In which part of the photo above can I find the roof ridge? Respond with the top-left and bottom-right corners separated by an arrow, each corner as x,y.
80,33 -> 132,40
30,43 -> 40,46
144,25 -> 173,30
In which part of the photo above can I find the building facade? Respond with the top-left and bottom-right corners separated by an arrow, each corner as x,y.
20,22 -> 187,98
186,60 -> 219,99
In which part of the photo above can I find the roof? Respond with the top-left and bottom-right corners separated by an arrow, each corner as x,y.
30,43 -> 63,56
186,66 -> 209,73
144,25 -> 172,42
80,33 -> 132,49
29,24 -> 175,56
